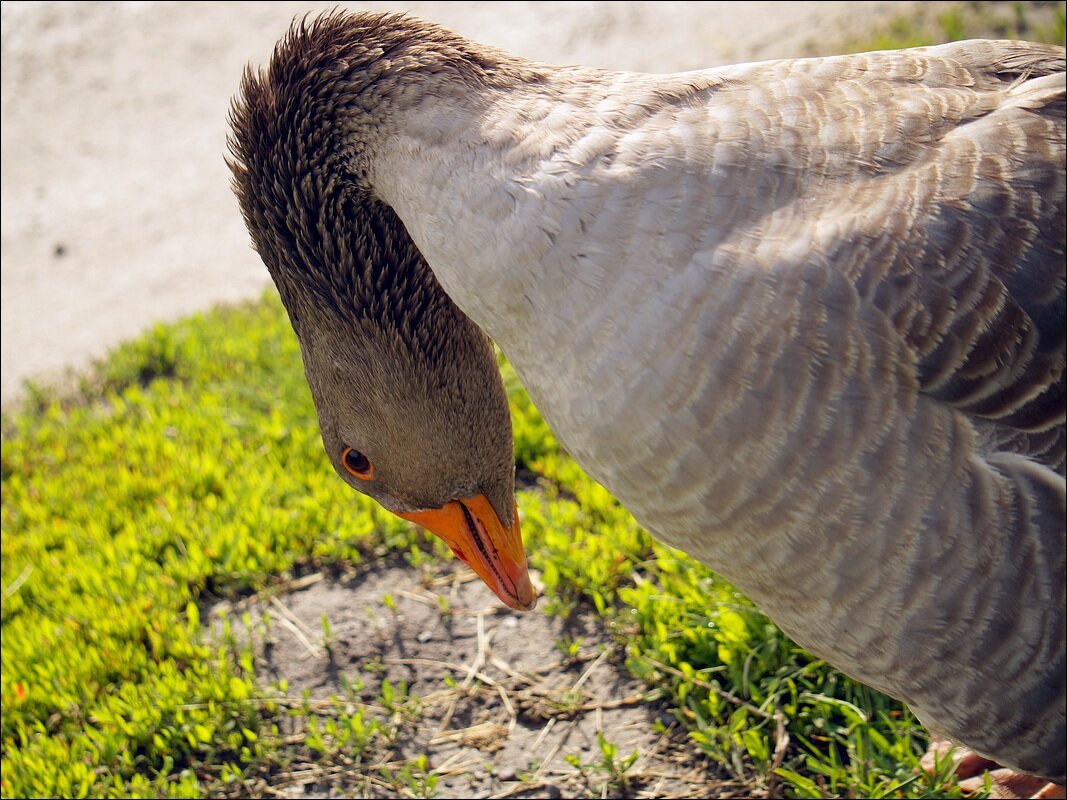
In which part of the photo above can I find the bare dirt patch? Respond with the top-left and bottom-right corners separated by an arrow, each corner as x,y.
209,558 -> 744,798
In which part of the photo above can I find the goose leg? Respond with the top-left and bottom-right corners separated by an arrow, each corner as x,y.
956,770 -> 1065,799
922,737 -> 1066,799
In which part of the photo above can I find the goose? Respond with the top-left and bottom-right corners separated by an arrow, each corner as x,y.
227,11 -> 1066,793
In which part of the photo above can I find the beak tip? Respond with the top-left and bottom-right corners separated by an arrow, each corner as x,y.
500,572 -> 538,611
514,591 -> 539,612
510,563 -> 538,612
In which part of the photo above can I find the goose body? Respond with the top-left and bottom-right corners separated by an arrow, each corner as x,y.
230,14 -> 1066,785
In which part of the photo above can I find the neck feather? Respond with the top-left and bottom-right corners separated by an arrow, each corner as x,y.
228,11 -> 526,359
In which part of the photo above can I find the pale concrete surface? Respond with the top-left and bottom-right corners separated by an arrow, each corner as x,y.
0,0 -> 914,405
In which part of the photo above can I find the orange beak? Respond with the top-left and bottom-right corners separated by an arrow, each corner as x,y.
398,494 -> 537,611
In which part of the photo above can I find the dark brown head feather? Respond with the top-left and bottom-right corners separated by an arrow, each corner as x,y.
226,11 -> 518,521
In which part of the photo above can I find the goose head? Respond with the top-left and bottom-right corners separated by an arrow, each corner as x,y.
227,12 -> 536,610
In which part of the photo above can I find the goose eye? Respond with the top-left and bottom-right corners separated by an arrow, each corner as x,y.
342,447 -> 373,480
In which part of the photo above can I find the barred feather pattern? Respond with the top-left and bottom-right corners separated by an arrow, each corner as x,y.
375,36 -> 1066,782
232,15 -> 1066,782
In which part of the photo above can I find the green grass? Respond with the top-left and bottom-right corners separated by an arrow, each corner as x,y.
2,291 -> 966,798
837,0 -> 1065,53
1,297 -> 428,797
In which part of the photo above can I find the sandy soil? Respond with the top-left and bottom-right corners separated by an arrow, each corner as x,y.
208,558 -> 746,798
0,0 -> 916,406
